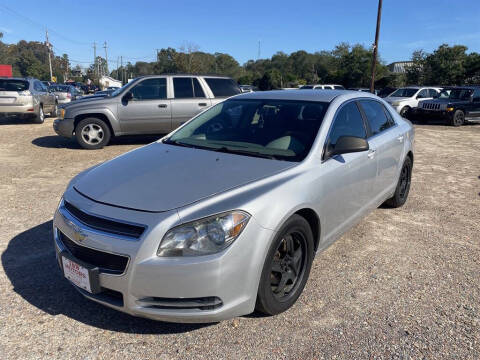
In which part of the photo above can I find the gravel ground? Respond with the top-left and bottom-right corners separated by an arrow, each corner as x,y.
0,116 -> 479,360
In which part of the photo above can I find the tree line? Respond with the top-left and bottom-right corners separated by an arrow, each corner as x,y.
1,32 -> 479,90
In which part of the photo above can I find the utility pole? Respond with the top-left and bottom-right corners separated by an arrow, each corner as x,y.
93,42 -> 97,78
116,56 -> 119,79
103,41 -> 109,75
370,0 -> 383,93
45,29 -> 53,81
257,40 -> 261,60
120,56 -> 123,84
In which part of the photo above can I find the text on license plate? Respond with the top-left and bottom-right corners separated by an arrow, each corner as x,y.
62,256 -> 92,293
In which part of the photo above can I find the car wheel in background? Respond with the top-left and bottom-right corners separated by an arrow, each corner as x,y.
255,214 -> 314,315
75,118 -> 111,150
399,106 -> 410,118
33,105 -> 44,124
451,110 -> 465,127
50,103 -> 58,118
384,156 -> 412,208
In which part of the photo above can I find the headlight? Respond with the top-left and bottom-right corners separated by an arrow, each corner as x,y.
60,108 -> 65,119
157,211 -> 250,257
391,101 -> 401,106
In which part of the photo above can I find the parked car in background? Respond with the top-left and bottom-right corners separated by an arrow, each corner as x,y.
54,74 -> 242,149
0,77 -> 57,123
384,86 -> 441,117
300,84 -> 345,90
240,85 -> 259,93
377,87 -> 397,98
49,85 -> 83,104
53,89 -> 414,322
349,88 -> 378,95
42,81 -> 55,87
417,86 -> 480,126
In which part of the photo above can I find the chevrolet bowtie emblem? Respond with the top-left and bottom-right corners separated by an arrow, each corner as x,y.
63,215 -> 87,242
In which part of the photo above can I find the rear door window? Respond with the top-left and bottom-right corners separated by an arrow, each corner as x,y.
204,78 -> 241,97
359,100 -> 393,136
173,77 -> 194,98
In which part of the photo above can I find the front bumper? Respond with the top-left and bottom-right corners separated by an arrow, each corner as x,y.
53,189 -> 273,323
53,118 -> 75,138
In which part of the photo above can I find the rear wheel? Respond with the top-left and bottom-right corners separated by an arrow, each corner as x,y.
451,110 -> 464,127
75,118 -> 111,149
33,105 -> 44,124
384,156 -> 412,208
255,215 -> 314,315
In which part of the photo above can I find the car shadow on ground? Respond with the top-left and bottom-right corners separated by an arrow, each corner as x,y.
1,221 -> 212,334
410,117 -> 480,126
0,116 -> 38,125
32,135 -> 163,149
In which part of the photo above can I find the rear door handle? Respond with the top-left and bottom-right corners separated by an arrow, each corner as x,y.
397,135 -> 404,142
198,102 -> 208,106
158,104 -> 168,108
367,149 -> 376,159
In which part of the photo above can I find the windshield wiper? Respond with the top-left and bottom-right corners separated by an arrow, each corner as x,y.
214,147 -> 278,160
163,139 -> 214,151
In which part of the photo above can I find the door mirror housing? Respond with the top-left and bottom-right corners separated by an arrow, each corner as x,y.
123,91 -> 133,102
327,136 -> 369,159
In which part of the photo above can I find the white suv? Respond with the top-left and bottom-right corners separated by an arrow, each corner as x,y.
299,84 -> 345,90
385,86 -> 441,117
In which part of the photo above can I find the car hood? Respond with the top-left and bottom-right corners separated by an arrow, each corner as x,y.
73,142 -> 296,212
385,96 -> 410,103
63,95 -> 109,108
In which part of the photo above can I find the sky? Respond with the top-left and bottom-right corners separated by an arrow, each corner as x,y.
1,0 -> 479,69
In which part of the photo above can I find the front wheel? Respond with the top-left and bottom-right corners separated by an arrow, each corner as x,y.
399,106 -> 410,118
255,215 -> 314,315
451,110 -> 464,127
384,156 -> 412,208
75,118 -> 111,149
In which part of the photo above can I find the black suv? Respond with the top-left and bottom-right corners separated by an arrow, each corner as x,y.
417,86 -> 480,126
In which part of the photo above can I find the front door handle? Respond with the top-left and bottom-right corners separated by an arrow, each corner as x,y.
397,135 -> 404,142
158,104 -> 168,108
367,149 -> 376,159
198,102 -> 208,107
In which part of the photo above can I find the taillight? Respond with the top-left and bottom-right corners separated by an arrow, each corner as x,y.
67,93 -> 71,98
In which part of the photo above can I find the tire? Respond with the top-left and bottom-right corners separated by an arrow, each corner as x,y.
75,118 -> 111,150
384,156 -> 412,208
450,110 -> 464,127
50,103 -> 58,118
33,105 -> 45,124
255,214 -> 314,315
399,106 -> 410,118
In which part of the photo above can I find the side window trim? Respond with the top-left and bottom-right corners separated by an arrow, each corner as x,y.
322,98 -> 367,161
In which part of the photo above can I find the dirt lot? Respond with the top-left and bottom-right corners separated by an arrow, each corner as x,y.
0,116 -> 478,360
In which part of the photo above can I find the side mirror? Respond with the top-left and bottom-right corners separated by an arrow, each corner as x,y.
327,136 -> 369,159
123,91 -> 133,102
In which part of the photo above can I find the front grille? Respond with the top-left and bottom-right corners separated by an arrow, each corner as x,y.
137,296 -> 223,311
59,231 -> 129,274
422,102 -> 441,110
64,201 -> 145,238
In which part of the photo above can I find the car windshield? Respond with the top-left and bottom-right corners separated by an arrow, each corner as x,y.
0,79 -> 29,91
439,89 -> 472,100
165,99 -> 329,162
111,80 -> 137,97
50,85 -> 69,92
390,88 -> 418,97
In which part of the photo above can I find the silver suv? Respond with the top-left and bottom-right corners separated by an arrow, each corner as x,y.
0,77 -> 57,123
54,75 -> 241,149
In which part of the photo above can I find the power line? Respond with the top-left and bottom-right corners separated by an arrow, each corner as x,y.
0,3 -> 90,46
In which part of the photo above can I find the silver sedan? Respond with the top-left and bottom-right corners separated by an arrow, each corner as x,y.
53,90 -> 414,323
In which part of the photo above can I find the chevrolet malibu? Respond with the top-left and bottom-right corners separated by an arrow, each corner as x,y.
53,90 -> 414,323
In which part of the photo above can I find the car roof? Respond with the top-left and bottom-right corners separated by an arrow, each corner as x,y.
0,77 -> 32,81
232,89 -> 370,102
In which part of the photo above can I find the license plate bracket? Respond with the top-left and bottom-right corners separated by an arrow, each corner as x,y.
60,251 -> 101,294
